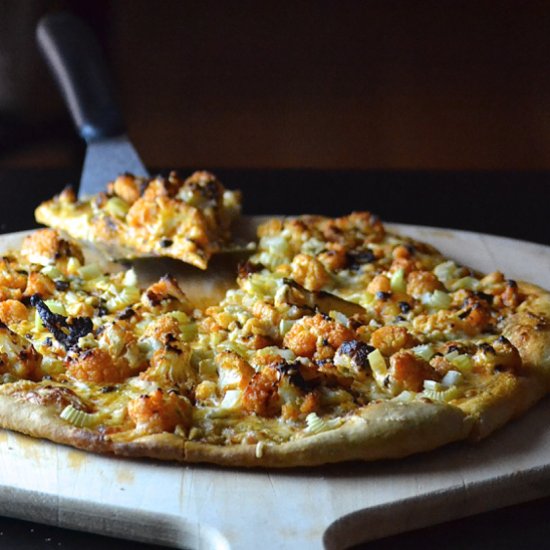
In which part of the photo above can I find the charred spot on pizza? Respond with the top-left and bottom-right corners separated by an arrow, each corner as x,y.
275,361 -> 315,391
478,343 -> 496,354
337,340 -> 374,369
458,308 -> 472,320
31,294 -> 93,350
54,280 -> 70,292
399,301 -> 411,313
159,238 -> 173,248
347,249 -> 376,270
117,307 -> 136,320
473,291 -> 493,304
238,261 -> 264,279
96,305 -> 109,317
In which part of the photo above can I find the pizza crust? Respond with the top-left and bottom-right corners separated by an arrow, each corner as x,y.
0,395 -> 111,454
503,282 -> 550,382
0,394 -> 471,468
455,372 -> 546,440
182,401 -> 472,467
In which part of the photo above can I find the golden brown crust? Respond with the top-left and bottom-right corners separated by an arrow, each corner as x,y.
445,282 -> 550,441
0,395 -> 111,454
503,282 -> 550,381
0,392 -> 471,467
455,372 -> 546,440
0,396 -> 471,468
183,402 -> 472,467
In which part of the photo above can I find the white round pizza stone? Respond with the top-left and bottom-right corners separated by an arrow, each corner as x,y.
0,221 -> 549,550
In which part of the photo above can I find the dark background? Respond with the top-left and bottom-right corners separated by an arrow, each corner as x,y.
2,0 -> 550,172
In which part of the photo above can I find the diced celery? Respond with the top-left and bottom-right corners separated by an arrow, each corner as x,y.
60,405 -> 97,428
261,235 -> 290,257
123,268 -> 138,287
393,390 -> 416,402
246,274 -> 279,297
447,353 -> 473,372
305,412 -> 325,434
180,323 -> 197,342
445,350 -> 459,362
390,268 -> 406,293
44,300 -> 67,316
423,380 -> 446,391
66,257 -> 81,275
421,290 -> 451,310
105,196 -> 129,219
441,370 -> 464,386
304,412 -> 342,434
34,311 -> 43,331
40,265 -> 63,280
220,340 -> 249,357
330,310 -> 350,328
412,344 -> 435,362
368,348 -> 388,388
449,276 -> 480,291
106,286 -> 141,312
168,310 -> 190,324
433,261 -> 458,282
40,356 -> 64,376
360,292 -> 375,307
423,386 -> 461,402
77,263 -> 102,281
279,319 -> 295,336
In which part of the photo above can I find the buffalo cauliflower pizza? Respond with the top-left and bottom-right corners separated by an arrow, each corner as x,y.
0,173 -> 548,467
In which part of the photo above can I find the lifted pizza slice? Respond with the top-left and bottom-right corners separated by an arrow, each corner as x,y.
35,171 -> 242,269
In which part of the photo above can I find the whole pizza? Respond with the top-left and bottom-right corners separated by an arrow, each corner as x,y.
0,171 -> 548,467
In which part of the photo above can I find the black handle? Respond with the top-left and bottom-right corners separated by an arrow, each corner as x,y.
36,12 -> 125,143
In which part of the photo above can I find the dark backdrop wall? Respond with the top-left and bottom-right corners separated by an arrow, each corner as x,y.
1,0 -> 550,170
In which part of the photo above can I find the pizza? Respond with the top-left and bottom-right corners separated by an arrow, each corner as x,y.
0,176 -> 548,468
35,171 -> 242,269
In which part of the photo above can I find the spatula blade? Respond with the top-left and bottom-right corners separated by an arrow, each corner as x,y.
79,135 -> 149,199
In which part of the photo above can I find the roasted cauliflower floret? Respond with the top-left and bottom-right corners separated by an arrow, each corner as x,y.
21,229 -> 84,267
127,388 -> 192,434
66,348 -> 130,384
389,350 -> 438,392
283,313 -> 354,359
142,275 -> 193,313
370,326 -> 417,356
0,300 -> 28,326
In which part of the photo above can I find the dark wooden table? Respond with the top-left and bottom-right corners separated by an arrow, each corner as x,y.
0,168 -> 549,549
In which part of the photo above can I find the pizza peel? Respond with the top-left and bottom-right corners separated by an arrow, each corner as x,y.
0,224 -> 550,548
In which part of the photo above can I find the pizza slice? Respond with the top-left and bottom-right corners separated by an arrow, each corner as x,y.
35,171 -> 242,269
